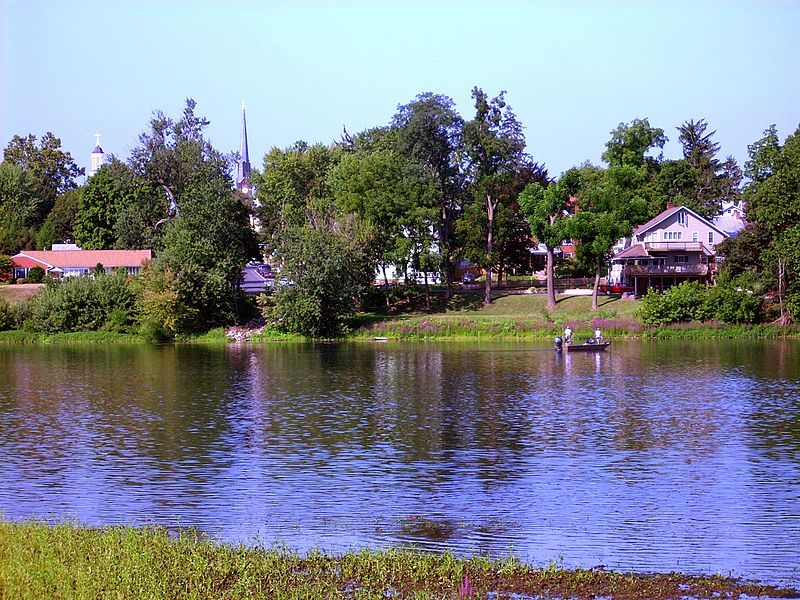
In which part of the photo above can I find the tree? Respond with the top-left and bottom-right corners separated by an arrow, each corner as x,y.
672,118 -> 733,217
463,88 -> 527,304
268,218 -> 374,338
130,99 -> 230,224
253,142 -> 342,254
74,159 -> 136,249
601,118 -> 667,171
519,170 -> 579,310
392,93 -> 465,297
35,188 -> 81,249
330,148 -> 436,307
2,132 -> 84,227
131,99 -> 259,329
0,162 -> 37,253
568,164 -> 648,310
721,126 -> 800,323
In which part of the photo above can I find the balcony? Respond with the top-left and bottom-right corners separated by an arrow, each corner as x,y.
643,241 -> 706,252
623,264 -> 708,277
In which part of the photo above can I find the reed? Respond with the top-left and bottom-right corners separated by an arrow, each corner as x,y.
1,521 -> 796,599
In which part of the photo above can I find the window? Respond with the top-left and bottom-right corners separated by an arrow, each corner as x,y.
692,232 -> 698,242
674,255 -> 689,264
664,231 -> 683,240
708,231 -> 714,244
678,211 -> 687,226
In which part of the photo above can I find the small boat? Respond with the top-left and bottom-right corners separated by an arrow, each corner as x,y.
555,336 -> 610,352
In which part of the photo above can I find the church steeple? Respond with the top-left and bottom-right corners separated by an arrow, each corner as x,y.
236,102 -> 252,195
89,133 -> 105,177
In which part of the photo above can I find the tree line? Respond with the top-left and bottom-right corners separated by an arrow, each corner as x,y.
0,91 -> 798,337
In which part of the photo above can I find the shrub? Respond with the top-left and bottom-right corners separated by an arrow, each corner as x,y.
20,270 -> 136,333
705,285 -> 762,324
0,255 -> 12,282
130,265 -> 198,337
27,266 -> 45,283
638,281 -> 762,326
0,298 -> 15,330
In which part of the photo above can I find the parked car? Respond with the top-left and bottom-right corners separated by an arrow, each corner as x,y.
598,282 -> 634,295
462,273 -> 476,284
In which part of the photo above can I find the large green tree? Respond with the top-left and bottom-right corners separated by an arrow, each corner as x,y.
463,88 -> 527,304
330,148 -> 436,306
35,188 -> 81,249
392,93 -> 465,297
131,99 -> 259,329
2,132 -> 83,228
519,170 -> 580,310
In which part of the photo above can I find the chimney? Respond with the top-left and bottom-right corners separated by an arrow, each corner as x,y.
666,201 -> 675,210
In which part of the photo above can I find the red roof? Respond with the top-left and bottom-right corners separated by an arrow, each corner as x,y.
13,250 -> 152,269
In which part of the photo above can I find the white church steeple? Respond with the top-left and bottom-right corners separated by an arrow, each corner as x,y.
89,133 -> 105,177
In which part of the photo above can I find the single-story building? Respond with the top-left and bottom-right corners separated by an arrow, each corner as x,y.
11,248 -> 153,279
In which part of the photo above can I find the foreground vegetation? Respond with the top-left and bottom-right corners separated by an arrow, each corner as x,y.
0,521 -> 796,600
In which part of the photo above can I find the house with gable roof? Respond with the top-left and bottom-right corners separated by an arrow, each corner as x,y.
11,247 -> 152,280
608,204 -> 730,296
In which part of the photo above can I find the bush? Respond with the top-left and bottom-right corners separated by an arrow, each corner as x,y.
20,270 -> 136,333
130,265 -> 198,337
638,281 -> 762,326
0,298 -> 15,330
27,266 -> 45,283
0,254 -> 12,282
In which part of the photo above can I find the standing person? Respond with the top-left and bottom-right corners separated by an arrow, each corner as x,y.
564,326 -> 572,343
595,327 -> 602,342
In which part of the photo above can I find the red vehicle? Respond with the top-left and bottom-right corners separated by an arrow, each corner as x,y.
598,283 -> 634,295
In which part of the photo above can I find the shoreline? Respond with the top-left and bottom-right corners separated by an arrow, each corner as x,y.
1,322 -> 799,345
1,521 -> 796,599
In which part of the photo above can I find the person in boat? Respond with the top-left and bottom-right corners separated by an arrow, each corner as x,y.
594,327 -> 602,342
564,326 -> 572,343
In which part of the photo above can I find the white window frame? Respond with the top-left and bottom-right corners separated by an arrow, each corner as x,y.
678,211 -> 688,226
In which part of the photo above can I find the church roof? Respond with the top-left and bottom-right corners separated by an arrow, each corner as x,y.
92,145 -> 104,154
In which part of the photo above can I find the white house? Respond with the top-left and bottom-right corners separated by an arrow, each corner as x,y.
608,205 -> 730,296
11,248 -> 152,279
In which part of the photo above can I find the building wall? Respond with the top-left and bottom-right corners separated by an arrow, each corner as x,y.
635,210 -> 723,248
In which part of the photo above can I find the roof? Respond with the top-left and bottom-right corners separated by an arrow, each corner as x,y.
633,205 -> 730,240
633,206 -> 683,235
92,145 -> 104,154
13,250 -> 152,269
613,243 -> 649,259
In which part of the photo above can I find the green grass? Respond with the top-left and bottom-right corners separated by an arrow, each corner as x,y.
0,330 -> 144,344
352,293 -> 643,340
1,521 -> 795,600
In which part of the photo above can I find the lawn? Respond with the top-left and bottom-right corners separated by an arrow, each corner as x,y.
353,292 -> 643,339
0,283 -> 44,305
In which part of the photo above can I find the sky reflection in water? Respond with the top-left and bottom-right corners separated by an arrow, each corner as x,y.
0,340 -> 798,585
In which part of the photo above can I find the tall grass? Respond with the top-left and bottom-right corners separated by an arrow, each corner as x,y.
0,521 -> 795,600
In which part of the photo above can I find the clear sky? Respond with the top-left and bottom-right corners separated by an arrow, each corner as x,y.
2,1 -> 798,179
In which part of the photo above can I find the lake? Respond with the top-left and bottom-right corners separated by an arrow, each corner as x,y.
1,340 -> 798,585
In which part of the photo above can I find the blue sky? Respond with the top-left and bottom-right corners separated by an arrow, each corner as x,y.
2,1 -> 798,179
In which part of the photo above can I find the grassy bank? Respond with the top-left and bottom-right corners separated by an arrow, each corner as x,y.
0,330 -> 145,344
0,522 -> 796,600
351,293 -> 800,341
0,283 -> 45,305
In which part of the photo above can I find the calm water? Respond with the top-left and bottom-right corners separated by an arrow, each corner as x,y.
1,340 -> 798,584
